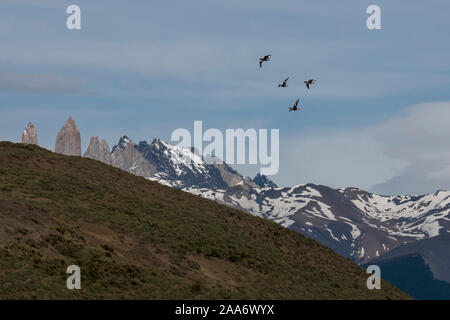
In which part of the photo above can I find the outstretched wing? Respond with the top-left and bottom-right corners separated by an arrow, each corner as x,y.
294,99 -> 299,107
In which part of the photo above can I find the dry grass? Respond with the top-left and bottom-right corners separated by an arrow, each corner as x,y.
0,142 -> 410,300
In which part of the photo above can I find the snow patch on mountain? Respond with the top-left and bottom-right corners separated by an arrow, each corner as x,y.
89,136 -> 450,265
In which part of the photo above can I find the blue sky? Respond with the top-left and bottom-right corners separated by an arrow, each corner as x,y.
1,0 -> 450,194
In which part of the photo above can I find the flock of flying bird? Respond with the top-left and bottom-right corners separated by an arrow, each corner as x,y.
259,54 -> 316,112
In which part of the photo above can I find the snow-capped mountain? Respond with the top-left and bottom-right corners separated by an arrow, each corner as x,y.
106,136 -> 258,190
86,136 -> 450,277
253,173 -> 278,188
187,184 -> 450,264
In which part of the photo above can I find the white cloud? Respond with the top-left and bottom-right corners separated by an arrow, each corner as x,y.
370,102 -> 450,195
370,102 -> 450,160
275,101 -> 450,195
277,132 -> 406,190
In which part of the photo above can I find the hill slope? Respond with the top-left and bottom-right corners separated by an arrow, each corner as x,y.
0,142 -> 409,299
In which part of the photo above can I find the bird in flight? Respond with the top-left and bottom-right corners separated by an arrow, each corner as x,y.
259,55 -> 271,68
289,99 -> 300,112
278,77 -> 289,88
304,79 -> 316,90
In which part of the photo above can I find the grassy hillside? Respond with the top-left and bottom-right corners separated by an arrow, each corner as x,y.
0,142 -> 409,299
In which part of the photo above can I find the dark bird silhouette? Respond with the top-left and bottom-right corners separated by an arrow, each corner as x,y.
304,79 -> 316,90
278,77 -> 289,88
259,55 -> 271,68
289,99 -> 300,111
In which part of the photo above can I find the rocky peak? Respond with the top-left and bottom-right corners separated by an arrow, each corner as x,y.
55,117 -> 81,156
340,187 -> 372,202
84,136 -> 112,164
252,173 -> 278,188
107,136 -> 260,190
21,122 -> 38,145
111,135 -> 133,153
110,136 -> 156,177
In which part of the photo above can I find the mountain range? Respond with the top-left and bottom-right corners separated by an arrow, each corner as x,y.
0,141 -> 409,299
19,118 -> 450,299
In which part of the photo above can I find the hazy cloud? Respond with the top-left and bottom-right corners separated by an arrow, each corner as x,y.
275,102 -> 450,195
277,132 -> 406,190
370,102 -> 450,195
0,71 -> 88,95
